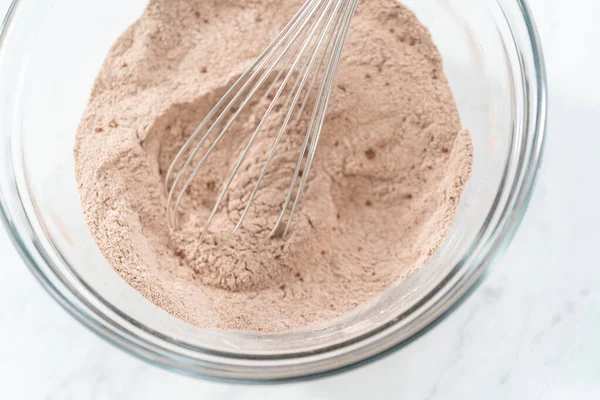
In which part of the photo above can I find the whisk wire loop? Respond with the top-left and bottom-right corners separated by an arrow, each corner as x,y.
165,0 -> 359,239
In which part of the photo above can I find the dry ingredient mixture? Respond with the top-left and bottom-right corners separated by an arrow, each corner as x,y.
74,0 -> 473,332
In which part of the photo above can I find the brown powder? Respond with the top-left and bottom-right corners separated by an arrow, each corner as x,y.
74,0 -> 473,332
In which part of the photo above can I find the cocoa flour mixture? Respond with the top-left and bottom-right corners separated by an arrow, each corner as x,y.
74,0 -> 473,332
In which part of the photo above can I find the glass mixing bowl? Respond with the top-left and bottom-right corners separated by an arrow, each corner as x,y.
0,0 -> 545,381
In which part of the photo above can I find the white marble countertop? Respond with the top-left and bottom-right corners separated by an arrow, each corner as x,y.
1,0 -> 599,398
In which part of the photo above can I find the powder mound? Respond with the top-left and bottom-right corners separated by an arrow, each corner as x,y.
74,0 -> 473,332
149,94 -> 321,292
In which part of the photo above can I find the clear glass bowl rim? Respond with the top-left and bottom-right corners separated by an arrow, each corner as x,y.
0,0 -> 547,382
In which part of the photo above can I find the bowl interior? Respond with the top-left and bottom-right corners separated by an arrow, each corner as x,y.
1,0 -> 516,355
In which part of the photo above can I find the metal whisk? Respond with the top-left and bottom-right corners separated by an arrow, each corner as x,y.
165,0 -> 359,239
